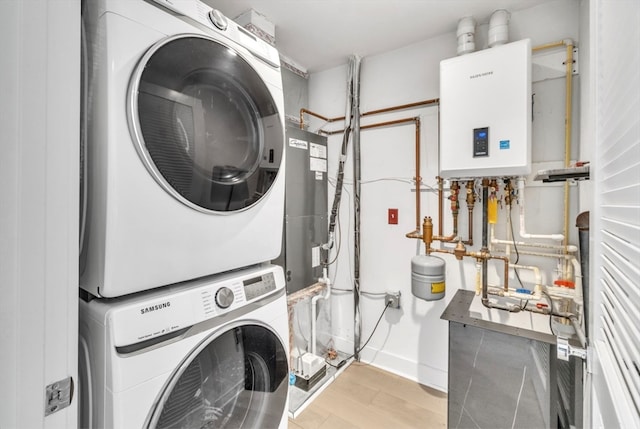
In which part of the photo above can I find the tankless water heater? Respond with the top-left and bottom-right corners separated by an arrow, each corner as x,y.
439,38 -> 531,178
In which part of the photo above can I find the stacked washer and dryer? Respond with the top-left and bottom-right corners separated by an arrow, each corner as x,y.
79,0 -> 289,427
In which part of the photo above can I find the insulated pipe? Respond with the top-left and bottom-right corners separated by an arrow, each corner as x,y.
532,39 -> 576,278
571,316 -> 587,348
310,268 -> 331,356
515,249 -> 576,260
517,178 -> 564,241
562,41 -> 575,277
491,228 -> 578,252
351,56 -> 362,360
576,211 -> 590,338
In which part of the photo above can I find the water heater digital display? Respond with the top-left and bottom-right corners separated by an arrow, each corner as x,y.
473,127 -> 489,157
439,39 -> 532,178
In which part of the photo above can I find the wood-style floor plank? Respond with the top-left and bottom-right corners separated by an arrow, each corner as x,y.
289,362 -> 447,428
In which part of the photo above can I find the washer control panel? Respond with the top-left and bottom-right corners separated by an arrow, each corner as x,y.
243,272 -> 277,301
110,265 -> 284,347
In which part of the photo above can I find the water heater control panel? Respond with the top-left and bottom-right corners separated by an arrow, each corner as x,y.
473,127 -> 489,157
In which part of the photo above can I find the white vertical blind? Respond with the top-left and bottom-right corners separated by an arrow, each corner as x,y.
592,0 -> 640,426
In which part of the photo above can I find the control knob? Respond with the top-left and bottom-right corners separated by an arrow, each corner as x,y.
208,9 -> 228,31
215,287 -> 234,309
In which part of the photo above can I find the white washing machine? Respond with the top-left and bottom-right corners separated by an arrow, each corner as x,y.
79,264 -> 290,428
80,0 -> 286,297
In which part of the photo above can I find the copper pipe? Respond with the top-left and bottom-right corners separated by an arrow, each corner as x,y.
426,248 -> 510,292
313,116 -> 423,237
299,108 -> 337,129
354,116 -> 423,235
463,180 -> 475,246
433,177 -> 456,242
414,119 -> 421,234
299,98 -> 440,130
450,181 -> 460,236
437,177 -> 444,236
321,117 -> 418,135
532,40 -> 566,52
299,100 -> 439,238
362,98 -> 439,117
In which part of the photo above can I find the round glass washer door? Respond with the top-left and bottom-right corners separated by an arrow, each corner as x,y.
146,323 -> 289,429
128,34 -> 283,213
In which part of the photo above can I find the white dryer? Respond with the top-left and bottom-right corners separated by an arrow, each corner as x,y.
80,0 -> 285,297
79,264 -> 290,428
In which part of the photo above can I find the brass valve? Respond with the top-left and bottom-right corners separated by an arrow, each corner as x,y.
454,240 -> 466,260
422,216 -> 433,253
449,181 -> 460,214
504,178 -> 516,207
465,180 -> 476,208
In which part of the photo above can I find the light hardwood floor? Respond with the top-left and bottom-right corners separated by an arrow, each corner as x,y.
288,362 -> 447,429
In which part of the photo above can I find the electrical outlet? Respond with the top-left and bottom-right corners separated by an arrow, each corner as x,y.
385,291 -> 401,309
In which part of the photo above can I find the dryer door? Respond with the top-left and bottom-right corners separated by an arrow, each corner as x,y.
146,323 -> 288,429
128,34 -> 283,213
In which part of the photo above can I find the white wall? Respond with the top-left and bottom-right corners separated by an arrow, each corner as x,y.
0,1 -> 80,427
308,0 -> 581,391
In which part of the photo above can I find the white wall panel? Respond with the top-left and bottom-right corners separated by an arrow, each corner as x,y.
0,1 -> 80,427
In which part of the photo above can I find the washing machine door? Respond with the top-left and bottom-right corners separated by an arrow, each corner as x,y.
128,34 -> 283,213
146,323 -> 288,429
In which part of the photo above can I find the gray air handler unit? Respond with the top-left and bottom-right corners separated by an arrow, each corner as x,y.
275,126 -> 328,294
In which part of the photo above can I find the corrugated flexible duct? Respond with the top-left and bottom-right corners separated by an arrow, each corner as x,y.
350,55 -> 363,360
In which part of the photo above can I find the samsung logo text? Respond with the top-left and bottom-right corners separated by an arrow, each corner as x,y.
140,302 -> 171,315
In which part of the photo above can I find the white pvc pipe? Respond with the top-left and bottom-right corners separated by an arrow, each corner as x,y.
488,9 -> 510,48
518,178 -> 564,241
511,263 -> 542,297
570,256 -> 583,323
489,264 -> 542,300
457,16 -> 476,55
493,238 -> 578,252
310,268 -> 331,356
516,249 -> 574,259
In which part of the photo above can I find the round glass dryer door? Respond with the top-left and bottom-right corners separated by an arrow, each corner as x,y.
129,35 -> 283,212
147,324 -> 288,429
